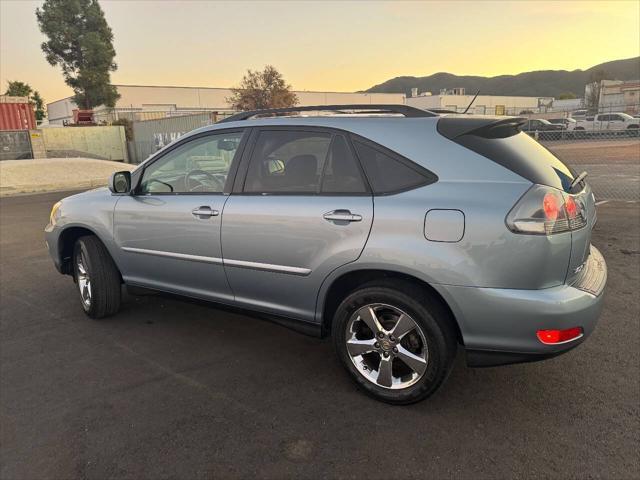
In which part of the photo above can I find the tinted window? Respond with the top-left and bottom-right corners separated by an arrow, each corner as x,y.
244,131 -> 331,193
455,131 -> 576,192
139,131 -> 243,194
321,135 -> 367,193
353,140 -> 432,194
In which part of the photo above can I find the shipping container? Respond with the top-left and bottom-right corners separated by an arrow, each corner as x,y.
0,99 -> 37,131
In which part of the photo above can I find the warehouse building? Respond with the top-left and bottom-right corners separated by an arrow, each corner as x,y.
597,79 -> 640,115
405,88 -> 553,115
46,85 -> 406,125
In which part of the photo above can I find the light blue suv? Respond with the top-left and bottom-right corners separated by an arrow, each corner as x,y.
45,105 -> 606,404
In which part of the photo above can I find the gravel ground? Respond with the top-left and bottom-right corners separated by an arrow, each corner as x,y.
546,139 -> 640,165
546,140 -> 640,201
0,158 -> 135,197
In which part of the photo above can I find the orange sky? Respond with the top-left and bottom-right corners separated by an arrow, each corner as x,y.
1,0 -> 639,104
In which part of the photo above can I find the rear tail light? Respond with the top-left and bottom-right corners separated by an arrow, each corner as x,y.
536,327 -> 583,344
506,185 -> 587,235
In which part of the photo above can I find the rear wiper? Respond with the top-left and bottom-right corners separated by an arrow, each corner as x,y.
570,171 -> 588,191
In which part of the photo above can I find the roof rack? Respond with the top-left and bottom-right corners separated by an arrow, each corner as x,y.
217,104 -> 436,123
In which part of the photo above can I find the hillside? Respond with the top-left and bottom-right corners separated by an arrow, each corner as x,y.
365,57 -> 640,98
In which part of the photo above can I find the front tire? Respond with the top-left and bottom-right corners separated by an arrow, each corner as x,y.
73,236 -> 121,318
332,280 -> 457,404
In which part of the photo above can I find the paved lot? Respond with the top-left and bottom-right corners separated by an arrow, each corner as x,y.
1,189 -> 639,479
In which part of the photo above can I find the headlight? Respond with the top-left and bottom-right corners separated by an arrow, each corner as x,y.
49,201 -> 62,224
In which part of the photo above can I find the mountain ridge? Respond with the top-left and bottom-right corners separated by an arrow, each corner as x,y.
365,57 -> 640,98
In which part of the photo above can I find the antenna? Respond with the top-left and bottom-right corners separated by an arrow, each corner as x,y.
462,90 -> 480,114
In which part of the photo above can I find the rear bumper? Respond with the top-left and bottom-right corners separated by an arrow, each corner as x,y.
434,245 -> 607,367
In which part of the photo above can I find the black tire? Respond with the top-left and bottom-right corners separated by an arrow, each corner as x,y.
332,279 -> 457,405
73,235 -> 121,318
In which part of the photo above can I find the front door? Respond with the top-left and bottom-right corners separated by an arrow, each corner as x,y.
221,128 -> 373,322
114,129 -> 246,303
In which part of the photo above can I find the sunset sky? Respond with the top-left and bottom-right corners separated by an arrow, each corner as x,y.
1,0 -> 639,104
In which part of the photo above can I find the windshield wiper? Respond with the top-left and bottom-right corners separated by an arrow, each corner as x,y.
570,171 -> 588,191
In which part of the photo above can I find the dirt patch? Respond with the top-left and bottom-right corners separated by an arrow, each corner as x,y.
546,140 -> 640,165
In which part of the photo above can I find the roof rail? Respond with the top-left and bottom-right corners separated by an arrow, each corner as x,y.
217,104 -> 436,123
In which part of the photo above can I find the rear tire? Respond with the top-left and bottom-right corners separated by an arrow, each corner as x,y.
73,236 -> 121,319
332,279 -> 457,404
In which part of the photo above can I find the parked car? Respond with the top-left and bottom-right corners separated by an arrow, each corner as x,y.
569,112 -> 640,133
521,118 -> 564,132
548,118 -> 577,129
570,109 -> 588,120
45,105 -> 607,404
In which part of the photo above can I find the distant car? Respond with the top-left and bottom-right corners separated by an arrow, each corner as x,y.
548,118 -> 577,129
521,119 -> 564,133
44,105 -> 606,404
569,113 -> 640,133
570,109 -> 589,120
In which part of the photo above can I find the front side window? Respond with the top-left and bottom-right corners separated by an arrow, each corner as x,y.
139,131 -> 243,194
244,131 -> 332,193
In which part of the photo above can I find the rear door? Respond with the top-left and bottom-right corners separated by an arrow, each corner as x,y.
221,128 -> 373,322
114,129 -> 246,303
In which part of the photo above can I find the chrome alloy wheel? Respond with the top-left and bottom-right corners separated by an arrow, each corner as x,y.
345,303 -> 428,389
76,251 -> 92,308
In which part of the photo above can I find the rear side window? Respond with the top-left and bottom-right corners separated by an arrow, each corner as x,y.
321,135 -> 367,194
353,139 -> 435,194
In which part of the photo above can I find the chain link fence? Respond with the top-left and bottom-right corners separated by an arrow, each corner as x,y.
121,105 -> 638,202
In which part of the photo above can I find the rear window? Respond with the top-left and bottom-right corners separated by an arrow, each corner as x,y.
352,139 -> 436,194
455,131 -> 576,192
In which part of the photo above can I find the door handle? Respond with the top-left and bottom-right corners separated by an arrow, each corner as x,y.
192,206 -> 219,218
323,210 -> 362,223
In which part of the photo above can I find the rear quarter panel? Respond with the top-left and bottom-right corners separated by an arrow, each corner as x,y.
359,181 -> 572,289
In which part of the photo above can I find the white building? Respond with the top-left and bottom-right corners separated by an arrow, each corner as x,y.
598,79 -> 640,114
405,89 -> 552,116
47,84 -> 406,125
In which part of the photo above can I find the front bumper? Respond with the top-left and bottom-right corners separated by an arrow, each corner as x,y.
44,223 -> 65,274
434,245 -> 607,367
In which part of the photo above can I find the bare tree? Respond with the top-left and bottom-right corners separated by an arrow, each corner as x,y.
585,69 -> 609,114
227,66 -> 298,111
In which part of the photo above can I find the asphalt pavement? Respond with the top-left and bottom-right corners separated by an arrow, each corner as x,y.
1,190 -> 638,480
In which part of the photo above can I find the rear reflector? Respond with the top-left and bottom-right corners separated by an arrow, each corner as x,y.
536,327 -> 583,345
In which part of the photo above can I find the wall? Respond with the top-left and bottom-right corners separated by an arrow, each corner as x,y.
41,126 -> 127,161
406,94 -> 544,115
130,112 -> 218,163
28,130 -> 46,159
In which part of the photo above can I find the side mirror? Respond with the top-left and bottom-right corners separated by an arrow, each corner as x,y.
109,170 -> 131,194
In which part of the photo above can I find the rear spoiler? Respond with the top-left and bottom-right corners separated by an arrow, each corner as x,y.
437,116 -> 526,140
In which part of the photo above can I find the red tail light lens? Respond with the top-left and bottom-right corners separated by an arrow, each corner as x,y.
506,185 -> 587,235
565,195 -> 578,217
543,192 -> 560,221
537,327 -> 583,344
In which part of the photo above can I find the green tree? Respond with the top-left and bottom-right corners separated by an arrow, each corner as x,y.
36,0 -> 120,110
227,65 -> 298,111
558,92 -> 577,100
4,80 -> 46,121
